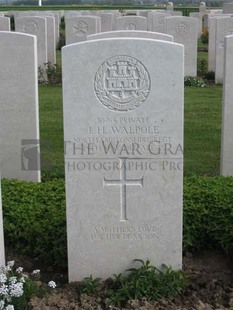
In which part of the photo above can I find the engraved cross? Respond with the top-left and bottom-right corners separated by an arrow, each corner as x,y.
104,158 -> 143,222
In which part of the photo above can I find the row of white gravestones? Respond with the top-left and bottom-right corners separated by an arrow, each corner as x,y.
0,32 -> 41,182
0,16 -> 10,31
221,35 -> 233,176
0,176 -> 5,267
62,37 -> 184,282
12,10 -> 60,42
65,14 -> 197,77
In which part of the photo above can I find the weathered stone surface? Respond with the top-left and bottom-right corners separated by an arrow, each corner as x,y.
0,16 -> 10,31
115,16 -> 147,31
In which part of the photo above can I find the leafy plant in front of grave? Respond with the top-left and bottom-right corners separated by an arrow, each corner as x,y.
201,27 -> 209,45
76,275 -> 102,295
38,62 -> 62,85
203,70 -> 215,81
197,59 -> 208,77
184,76 -> 206,88
106,259 -> 187,308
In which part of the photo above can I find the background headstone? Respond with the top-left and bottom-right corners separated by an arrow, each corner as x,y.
115,16 -> 147,31
0,32 -> 41,182
65,16 -> 100,44
15,16 -> 48,69
62,37 -> 184,282
148,12 -> 171,33
215,17 -> 233,83
220,35 -> 233,176
0,16 -> 10,31
165,16 -> 198,76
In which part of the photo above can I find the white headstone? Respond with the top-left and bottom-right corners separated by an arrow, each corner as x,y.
167,2 -> 174,11
87,30 -> 173,41
98,12 -> 114,32
0,32 -> 40,182
223,2 -> 233,14
0,176 -> 5,267
165,16 -> 198,76
221,35 -> 233,175
15,16 -> 48,69
189,12 -> 203,38
0,16 -> 10,31
62,38 -> 184,282
65,16 -> 100,44
215,17 -> 233,83
115,16 -> 147,31
148,12 -> 171,33
43,15 -> 56,64
199,2 -> 206,13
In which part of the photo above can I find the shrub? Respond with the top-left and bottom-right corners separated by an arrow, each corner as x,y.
184,76 -> 206,88
38,62 -> 62,85
197,59 -> 208,77
201,27 -> 208,45
204,70 -> 215,81
2,179 -> 67,268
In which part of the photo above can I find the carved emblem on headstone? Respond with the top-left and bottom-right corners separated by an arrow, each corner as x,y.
73,21 -> 88,36
23,20 -> 38,34
127,23 -> 137,30
175,22 -> 190,35
94,55 -> 150,111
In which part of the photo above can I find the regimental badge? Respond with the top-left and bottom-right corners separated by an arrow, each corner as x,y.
94,55 -> 150,112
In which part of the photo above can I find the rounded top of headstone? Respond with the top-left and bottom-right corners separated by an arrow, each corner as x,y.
199,2 -> 206,6
167,2 -> 174,5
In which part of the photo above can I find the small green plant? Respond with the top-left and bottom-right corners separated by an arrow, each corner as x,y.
184,76 -> 206,88
197,59 -> 208,77
38,62 -> 62,85
76,275 -> 102,294
0,261 -> 55,310
204,70 -> 215,80
106,259 -> 187,307
201,27 -> 208,45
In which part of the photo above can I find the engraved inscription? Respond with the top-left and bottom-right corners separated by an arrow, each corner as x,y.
23,20 -> 38,34
90,225 -> 159,241
94,55 -> 150,112
104,158 -> 143,221
73,21 -> 88,36
127,23 -> 137,30
175,22 -> 190,35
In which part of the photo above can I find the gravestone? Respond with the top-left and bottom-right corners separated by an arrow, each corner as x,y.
189,12 -> 203,38
62,37 -> 184,281
199,2 -> 206,13
0,16 -> 10,31
43,15 -> 56,64
15,16 -> 48,69
148,12 -> 171,33
215,17 -> 233,83
65,16 -> 100,44
220,35 -> 233,176
0,175 -> 5,267
167,2 -> 174,11
87,30 -> 173,41
165,16 -> 198,76
0,32 -> 40,182
97,12 -> 114,32
115,16 -> 147,31
223,2 -> 233,13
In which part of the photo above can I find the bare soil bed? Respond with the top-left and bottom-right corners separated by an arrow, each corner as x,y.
6,249 -> 233,310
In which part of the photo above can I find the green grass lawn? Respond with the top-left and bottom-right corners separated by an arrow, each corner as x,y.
39,84 -> 223,179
